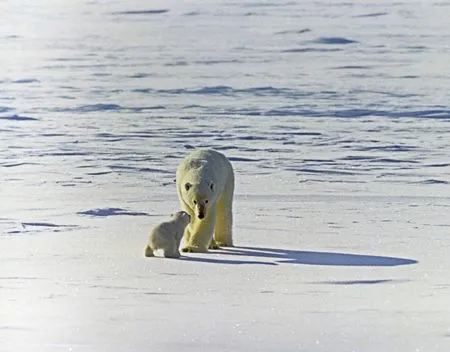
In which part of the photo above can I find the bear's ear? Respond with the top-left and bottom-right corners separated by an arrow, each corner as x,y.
184,183 -> 192,191
209,182 -> 214,191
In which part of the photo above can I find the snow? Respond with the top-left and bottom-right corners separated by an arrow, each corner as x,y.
1,0 -> 450,351
2,193 -> 449,351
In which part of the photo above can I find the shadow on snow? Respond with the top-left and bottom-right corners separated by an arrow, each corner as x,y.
179,255 -> 277,266
184,246 -> 418,267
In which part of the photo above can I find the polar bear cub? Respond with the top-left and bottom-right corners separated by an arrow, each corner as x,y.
176,149 -> 234,253
145,211 -> 191,258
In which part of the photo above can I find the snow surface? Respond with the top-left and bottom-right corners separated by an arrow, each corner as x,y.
1,0 -> 450,351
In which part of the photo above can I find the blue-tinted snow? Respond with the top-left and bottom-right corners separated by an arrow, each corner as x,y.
1,0 -> 449,200
1,1 -> 450,350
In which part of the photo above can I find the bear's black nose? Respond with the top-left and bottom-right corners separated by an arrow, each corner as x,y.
198,214 -> 205,220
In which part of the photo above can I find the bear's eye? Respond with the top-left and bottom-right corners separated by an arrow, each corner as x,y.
209,183 -> 214,191
193,200 -> 197,205
205,200 -> 208,204
185,183 -> 192,191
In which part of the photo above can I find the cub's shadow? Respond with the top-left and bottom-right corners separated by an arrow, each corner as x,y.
181,246 -> 418,267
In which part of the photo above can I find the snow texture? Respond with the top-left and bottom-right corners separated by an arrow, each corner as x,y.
1,0 -> 450,351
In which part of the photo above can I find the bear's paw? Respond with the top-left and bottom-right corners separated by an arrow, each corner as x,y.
181,245 -> 208,253
208,239 -> 221,250
215,240 -> 233,248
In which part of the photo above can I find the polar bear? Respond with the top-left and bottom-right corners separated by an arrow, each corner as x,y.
145,211 -> 191,258
176,149 -> 234,253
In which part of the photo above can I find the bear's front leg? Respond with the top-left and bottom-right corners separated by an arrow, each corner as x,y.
182,224 -> 192,245
181,212 -> 215,253
181,224 -> 207,252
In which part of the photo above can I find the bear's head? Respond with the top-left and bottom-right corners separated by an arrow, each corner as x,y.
182,181 -> 214,220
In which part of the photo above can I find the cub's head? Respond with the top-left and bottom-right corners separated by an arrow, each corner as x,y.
170,211 -> 191,226
182,181 -> 215,220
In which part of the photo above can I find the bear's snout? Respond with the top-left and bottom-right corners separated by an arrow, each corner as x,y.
195,203 -> 206,220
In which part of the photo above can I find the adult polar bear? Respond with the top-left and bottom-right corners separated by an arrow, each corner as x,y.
176,149 -> 234,252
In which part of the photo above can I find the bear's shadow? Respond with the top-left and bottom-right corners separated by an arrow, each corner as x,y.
181,246 -> 418,267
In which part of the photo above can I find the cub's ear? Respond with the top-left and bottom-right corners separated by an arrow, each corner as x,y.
209,182 -> 214,191
184,183 -> 192,191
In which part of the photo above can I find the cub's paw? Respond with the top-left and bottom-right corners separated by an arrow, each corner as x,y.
163,252 -> 181,259
144,246 -> 155,257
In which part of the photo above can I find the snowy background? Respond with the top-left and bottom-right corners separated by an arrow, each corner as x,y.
1,0 -> 450,351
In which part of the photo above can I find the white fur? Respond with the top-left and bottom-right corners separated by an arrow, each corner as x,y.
176,149 -> 234,252
145,211 -> 191,258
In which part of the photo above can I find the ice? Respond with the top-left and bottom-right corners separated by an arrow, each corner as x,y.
2,0 -> 450,351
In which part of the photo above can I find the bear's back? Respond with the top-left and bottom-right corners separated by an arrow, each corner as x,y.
177,149 -> 232,185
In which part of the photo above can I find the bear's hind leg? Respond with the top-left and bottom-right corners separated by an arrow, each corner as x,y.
214,199 -> 233,247
214,178 -> 234,247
